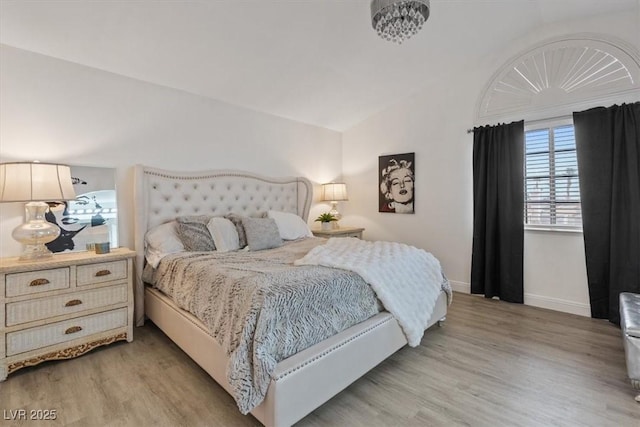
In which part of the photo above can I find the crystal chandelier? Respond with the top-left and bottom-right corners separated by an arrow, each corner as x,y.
371,0 -> 430,44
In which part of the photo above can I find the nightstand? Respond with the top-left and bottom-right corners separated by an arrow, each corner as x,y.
312,226 -> 364,239
0,248 -> 135,381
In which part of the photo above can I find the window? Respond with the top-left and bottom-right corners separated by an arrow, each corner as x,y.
525,123 -> 582,228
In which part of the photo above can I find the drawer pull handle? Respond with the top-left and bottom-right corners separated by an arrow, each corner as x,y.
95,270 -> 111,277
64,326 -> 82,335
29,278 -> 50,287
65,299 -> 83,307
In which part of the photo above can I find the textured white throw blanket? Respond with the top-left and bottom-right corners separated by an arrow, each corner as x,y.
295,237 -> 448,347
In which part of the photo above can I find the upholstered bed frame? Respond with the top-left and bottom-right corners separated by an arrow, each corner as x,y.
133,165 -> 447,427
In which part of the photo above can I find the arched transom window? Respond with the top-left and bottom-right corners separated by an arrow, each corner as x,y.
477,34 -> 640,121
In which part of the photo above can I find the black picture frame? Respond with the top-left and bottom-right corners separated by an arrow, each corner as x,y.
379,152 -> 415,214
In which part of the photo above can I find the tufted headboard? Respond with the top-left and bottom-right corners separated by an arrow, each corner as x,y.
133,164 -> 313,325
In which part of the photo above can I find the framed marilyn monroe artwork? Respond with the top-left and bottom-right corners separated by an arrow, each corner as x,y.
379,152 -> 415,214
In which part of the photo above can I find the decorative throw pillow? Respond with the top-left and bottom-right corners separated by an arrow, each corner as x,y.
176,215 -> 216,252
267,210 -> 312,240
225,213 -> 249,248
206,217 -> 240,253
241,217 -> 283,251
144,221 -> 185,268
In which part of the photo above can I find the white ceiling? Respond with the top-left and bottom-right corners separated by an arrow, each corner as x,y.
1,0 -> 638,131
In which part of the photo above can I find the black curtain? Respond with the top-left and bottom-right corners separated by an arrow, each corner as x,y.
573,102 -> 640,324
471,121 -> 525,303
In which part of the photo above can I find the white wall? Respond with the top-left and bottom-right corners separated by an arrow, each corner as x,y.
342,12 -> 639,316
341,73 -> 478,297
523,231 -> 589,315
0,45 -> 342,257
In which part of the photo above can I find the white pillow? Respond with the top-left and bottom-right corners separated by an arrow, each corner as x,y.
267,210 -> 313,240
145,221 -> 185,268
206,217 -> 240,252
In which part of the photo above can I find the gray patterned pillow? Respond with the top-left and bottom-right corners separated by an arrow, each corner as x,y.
241,217 -> 283,251
225,213 -> 249,249
176,215 -> 216,251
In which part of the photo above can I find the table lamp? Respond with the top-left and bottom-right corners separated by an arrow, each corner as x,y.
0,162 -> 76,260
321,183 -> 348,221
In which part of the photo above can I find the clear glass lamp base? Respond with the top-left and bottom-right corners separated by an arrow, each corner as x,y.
12,201 -> 61,261
329,202 -> 341,229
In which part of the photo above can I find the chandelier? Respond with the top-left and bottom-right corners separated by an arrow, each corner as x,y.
370,0 -> 430,44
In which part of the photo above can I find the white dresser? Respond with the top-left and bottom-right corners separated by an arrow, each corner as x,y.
0,248 -> 135,381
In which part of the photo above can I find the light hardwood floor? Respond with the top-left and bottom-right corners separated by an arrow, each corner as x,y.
1,292 -> 638,426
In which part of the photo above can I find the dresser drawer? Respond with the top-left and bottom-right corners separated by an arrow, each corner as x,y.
5,268 -> 70,297
6,308 -> 127,356
6,284 -> 128,326
341,232 -> 362,238
77,260 -> 127,286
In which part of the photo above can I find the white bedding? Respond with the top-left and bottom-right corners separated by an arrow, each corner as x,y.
295,237 -> 450,346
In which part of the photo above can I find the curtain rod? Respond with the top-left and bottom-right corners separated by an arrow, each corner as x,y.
466,114 -> 573,134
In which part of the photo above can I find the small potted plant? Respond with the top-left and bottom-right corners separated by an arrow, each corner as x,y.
315,212 -> 337,231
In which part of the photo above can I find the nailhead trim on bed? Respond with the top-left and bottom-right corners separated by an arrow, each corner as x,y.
273,315 -> 395,381
147,286 -> 390,385
142,169 -> 312,232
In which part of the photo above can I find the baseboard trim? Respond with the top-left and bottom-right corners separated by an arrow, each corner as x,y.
449,280 -> 470,294
447,281 -> 591,317
524,293 -> 591,317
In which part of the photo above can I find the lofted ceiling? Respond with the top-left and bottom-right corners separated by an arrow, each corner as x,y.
1,0 -> 638,131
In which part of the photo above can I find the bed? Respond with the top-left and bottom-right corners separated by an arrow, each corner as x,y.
133,165 -> 449,427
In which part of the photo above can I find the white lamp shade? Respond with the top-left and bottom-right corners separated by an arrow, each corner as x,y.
0,162 -> 76,202
321,183 -> 348,202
